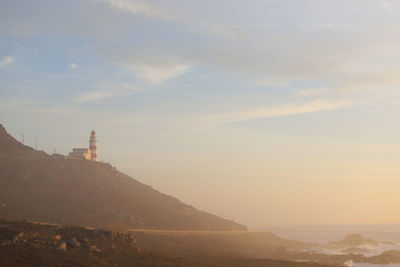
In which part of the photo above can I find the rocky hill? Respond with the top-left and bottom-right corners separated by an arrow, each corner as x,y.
0,124 -> 246,231
0,217 -> 142,266
0,218 -> 332,267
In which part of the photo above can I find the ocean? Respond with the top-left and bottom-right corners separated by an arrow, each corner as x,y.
258,224 -> 400,267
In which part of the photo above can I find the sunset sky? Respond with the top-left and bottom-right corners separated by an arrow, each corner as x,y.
1,0 -> 400,227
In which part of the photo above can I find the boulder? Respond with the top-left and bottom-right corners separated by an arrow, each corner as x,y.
12,232 -> 24,243
90,245 -> 101,253
59,242 -> 67,250
67,238 -> 81,248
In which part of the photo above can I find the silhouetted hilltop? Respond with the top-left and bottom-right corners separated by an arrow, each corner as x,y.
0,124 -> 246,231
0,125 -> 36,158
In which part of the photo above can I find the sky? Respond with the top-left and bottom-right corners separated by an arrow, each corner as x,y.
1,0 -> 400,227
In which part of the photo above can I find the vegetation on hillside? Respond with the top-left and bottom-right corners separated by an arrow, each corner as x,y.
0,218 -> 334,267
0,124 -> 245,231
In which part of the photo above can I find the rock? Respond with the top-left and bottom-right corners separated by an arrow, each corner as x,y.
12,232 -> 24,243
368,250 -> 400,264
130,239 -> 138,249
343,260 -> 355,267
59,242 -> 67,250
342,247 -> 370,254
90,245 -> 101,253
67,238 -> 81,248
330,234 -> 381,248
95,229 -> 111,239
82,238 -> 90,248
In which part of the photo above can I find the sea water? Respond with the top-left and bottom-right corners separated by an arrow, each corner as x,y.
261,224 -> 400,244
256,224 -> 400,267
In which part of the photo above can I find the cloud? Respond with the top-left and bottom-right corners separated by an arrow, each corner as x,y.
77,91 -> 117,102
297,88 -> 329,97
253,78 -> 290,88
95,0 -> 169,19
94,0 -> 240,39
201,99 -> 352,127
204,24 -> 241,39
3,0 -> 400,100
382,0 -> 396,14
126,62 -> 192,85
69,63 -> 78,69
76,83 -> 141,102
0,56 -> 15,67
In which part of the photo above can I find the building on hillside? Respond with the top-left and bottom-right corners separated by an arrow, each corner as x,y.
68,130 -> 98,161
68,148 -> 91,160
89,130 -> 97,161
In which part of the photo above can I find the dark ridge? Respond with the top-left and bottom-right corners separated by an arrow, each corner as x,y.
0,124 -> 246,231
0,124 -> 47,159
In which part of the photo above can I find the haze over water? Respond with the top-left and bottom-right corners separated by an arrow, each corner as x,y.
264,224 -> 400,267
264,224 -> 400,244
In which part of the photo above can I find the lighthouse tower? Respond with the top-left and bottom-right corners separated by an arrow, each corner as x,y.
89,130 -> 97,161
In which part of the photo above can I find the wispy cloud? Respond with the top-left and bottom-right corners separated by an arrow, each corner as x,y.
69,63 -> 78,69
76,83 -> 141,102
94,0 -> 239,39
77,91 -> 118,102
126,62 -> 192,85
95,0 -> 169,19
253,78 -> 290,88
297,88 -> 329,97
205,24 -> 241,39
382,0 -> 396,14
200,99 -> 352,128
0,56 -> 15,67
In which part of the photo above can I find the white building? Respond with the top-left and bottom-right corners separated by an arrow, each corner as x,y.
68,130 -> 98,161
68,148 -> 91,160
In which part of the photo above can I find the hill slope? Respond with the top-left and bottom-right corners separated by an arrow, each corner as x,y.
0,124 -> 246,231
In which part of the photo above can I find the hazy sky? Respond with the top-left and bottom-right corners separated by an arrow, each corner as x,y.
1,0 -> 400,227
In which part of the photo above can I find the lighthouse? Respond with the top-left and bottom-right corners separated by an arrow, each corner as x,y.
89,130 -> 97,161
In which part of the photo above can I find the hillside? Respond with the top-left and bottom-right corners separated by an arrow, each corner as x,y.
0,124 -> 246,231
